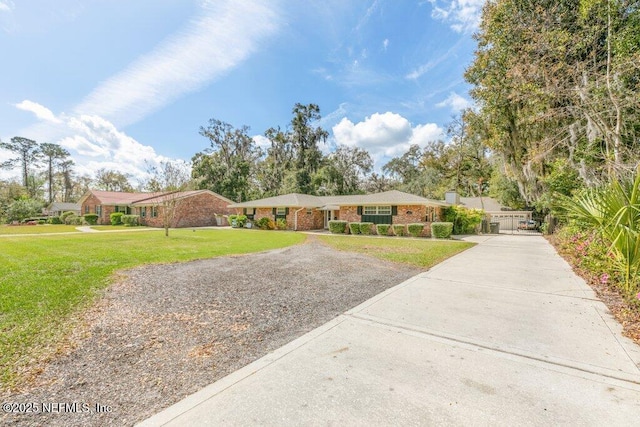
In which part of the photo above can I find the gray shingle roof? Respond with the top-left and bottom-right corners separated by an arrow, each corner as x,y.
459,197 -> 505,212
228,190 -> 448,208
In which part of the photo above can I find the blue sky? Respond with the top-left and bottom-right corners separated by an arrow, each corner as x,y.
0,0 -> 484,184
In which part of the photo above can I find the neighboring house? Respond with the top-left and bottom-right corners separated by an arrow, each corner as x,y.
447,192 -> 533,231
44,202 -> 81,217
228,190 -> 449,232
79,189 -> 234,227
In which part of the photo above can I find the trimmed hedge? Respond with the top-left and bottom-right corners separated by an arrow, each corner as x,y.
122,215 -> 139,227
328,220 -> 347,234
349,222 -> 361,235
110,212 -> 124,225
276,218 -> 287,230
431,222 -> 453,239
392,224 -> 405,236
359,222 -> 374,235
376,224 -> 390,236
83,213 -> 99,225
407,223 -> 424,238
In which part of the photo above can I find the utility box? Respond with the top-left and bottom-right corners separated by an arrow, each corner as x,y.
490,222 -> 500,234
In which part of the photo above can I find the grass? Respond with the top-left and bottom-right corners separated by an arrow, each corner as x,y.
0,229 -> 306,390
89,225 -> 154,231
317,235 -> 475,268
0,224 -> 81,235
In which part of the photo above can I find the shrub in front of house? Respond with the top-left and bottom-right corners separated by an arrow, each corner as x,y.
443,205 -> 484,234
328,220 -> 347,234
61,211 -> 76,223
110,212 -> 124,226
276,218 -> 287,230
349,222 -> 361,235
359,222 -> 374,235
122,215 -> 139,227
431,222 -> 454,239
407,223 -> 425,238
48,216 -> 63,224
229,214 -> 248,228
392,224 -> 405,236
376,224 -> 390,236
83,214 -> 99,225
71,215 -> 85,225
63,214 -> 79,225
256,217 -> 276,230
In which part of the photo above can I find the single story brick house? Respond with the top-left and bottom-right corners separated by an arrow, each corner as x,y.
79,189 -> 234,227
43,202 -> 81,217
228,190 -> 449,232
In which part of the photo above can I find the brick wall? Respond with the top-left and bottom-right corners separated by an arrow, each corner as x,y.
80,194 -> 114,224
248,207 -> 323,230
138,192 -> 232,228
334,204 -> 445,236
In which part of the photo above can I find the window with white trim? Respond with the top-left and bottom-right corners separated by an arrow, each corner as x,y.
276,207 -> 286,216
363,206 -> 391,215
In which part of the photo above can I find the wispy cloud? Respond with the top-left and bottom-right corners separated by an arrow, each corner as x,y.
405,36 -> 465,80
426,0 -> 484,33
436,92 -> 472,112
8,1 -> 282,182
15,100 -> 62,123
0,1 -> 12,12
74,0 -> 280,126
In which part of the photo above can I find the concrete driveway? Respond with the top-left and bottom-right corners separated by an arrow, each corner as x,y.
138,235 -> 640,426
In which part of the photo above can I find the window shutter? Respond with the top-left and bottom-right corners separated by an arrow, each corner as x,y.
357,206 -> 362,215
392,206 -> 398,216
272,207 -> 276,215
285,207 -> 289,215
243,208 -> 247,215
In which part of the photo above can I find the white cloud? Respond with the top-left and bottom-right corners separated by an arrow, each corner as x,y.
252,135 -> 271,150
11,100 -> 172,184
436,92 -> 472,112
15,100 -> 62,123
332,112 -> 444,165
74,0 -> 280,126
427,0 -> 484,33
382,38 -> 389,51
59,135 -> 109,158
0,1 -> 12,12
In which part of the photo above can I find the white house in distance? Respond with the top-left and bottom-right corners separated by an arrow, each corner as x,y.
445,191 -> 533,232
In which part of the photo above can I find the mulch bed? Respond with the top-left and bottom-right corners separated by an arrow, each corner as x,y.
546,235 -> 640,345
1,240 -> 421,427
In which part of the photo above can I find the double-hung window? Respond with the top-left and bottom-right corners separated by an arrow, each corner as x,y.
364,206 -> 391,215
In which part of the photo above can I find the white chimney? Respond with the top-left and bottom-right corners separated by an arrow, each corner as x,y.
445,191 -> 460,205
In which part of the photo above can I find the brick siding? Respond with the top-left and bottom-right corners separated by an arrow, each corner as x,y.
139,192 -> 232,228
248,207 -> 324,230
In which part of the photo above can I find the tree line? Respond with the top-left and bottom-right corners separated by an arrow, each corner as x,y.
464,0 -> 639,212
191,103 -> 494,203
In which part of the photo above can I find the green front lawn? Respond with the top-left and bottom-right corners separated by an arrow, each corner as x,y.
0,229 -> 306,389
317,235 -> 474,268
0,224 -> 81,235
89,225 -> 154,231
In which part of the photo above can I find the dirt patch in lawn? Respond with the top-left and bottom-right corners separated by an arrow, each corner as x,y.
1,240 -> 421,427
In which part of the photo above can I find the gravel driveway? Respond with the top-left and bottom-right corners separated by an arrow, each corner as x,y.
2,239 -> 421,427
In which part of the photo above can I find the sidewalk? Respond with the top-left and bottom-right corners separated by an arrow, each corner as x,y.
138,235 -> 640,426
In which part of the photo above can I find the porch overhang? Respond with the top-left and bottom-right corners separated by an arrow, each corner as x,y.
318,205 -> 340,211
